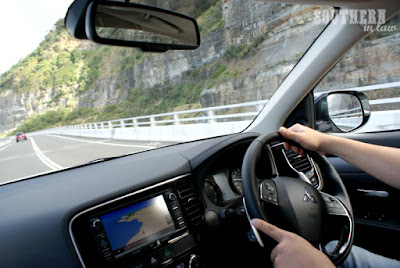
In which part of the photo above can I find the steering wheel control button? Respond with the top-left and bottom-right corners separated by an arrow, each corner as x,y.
322,193 -> 347,215
303,188 -> 318,203
260,180 -> 278,205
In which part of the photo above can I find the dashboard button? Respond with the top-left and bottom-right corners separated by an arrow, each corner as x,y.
168,193 -> 177,201
150,256 -> 159,266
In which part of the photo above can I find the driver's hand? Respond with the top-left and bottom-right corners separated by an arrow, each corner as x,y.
279,124 -> 328,156
251,219 -> 335,268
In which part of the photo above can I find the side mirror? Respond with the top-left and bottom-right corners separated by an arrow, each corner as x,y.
315,91 -> 371,133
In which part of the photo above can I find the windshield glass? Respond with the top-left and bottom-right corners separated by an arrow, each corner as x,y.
0,0 -> 330,183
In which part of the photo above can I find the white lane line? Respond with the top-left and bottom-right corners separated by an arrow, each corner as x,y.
47,134 -> 157,149
30,138 -> 63,170
0,141 -> 14,152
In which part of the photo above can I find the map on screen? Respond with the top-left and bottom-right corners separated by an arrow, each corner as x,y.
100,195 -> 175,251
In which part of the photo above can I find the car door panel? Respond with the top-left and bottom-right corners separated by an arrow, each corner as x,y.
327,130 -> 400,260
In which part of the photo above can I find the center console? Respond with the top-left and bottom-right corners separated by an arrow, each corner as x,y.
70,175 -> 203,268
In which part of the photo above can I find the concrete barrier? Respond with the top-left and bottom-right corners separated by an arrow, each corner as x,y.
54,121 -> 251,142
357,110 -> 400,133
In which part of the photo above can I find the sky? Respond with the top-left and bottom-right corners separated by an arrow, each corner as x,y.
0,0 -> 74,75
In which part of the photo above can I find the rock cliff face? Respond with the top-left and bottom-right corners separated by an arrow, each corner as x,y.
77,2 -> 327,109
200,3 -> 326,106
0,87 -> 76,132
0,0 -> 399,134
315,33 -> 400,92
77,26 -> 226,108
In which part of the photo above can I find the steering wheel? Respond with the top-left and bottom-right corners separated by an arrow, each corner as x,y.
242,132 -> 354,266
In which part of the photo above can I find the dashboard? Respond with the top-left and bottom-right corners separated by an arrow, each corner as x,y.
0,132 -> 324,268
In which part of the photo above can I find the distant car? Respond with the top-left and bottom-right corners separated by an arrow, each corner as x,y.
16,132 -> 27,142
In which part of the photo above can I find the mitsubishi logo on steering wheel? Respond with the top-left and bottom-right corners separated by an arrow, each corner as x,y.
303,187 -> 317,203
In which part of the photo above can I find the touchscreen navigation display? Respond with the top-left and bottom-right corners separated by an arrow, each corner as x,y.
100,195 -> 176,254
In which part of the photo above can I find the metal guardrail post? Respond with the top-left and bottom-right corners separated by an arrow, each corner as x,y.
120,120 -> 125,128
150,116 -> 156,127
133,119 -> 138,128
174,114 -> 180,125
207,110 -> 216,123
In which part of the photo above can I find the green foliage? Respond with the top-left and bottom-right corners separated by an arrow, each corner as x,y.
9,107 -> 99,135
65,107 -> 98,122
78,47 -> 110,92
9,109 -> 70,135
119,48 -> 147,72
71,49 -> 83,64
95,80 -> 205,122
210,64 -> 227,79
198,0 -> 224,35
0,19 -> 80,93
192,0 -> 219,18
222,34 -> 266,62
222,44 -> 249,60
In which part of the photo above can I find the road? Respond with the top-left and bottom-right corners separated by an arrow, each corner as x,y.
0,134 -> 170,184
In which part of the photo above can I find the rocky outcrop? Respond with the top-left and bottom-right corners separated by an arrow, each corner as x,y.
0,87 -> 76,133
77,26 -> 226,108
315,33 -> 400,92
200,4 -> 326,106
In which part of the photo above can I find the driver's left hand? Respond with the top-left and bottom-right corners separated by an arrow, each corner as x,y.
251,219 -> 335,268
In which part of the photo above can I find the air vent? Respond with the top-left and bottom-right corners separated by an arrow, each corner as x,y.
176,179 -> 203,226
285,150 -> 312,173
283,149 -> 321,189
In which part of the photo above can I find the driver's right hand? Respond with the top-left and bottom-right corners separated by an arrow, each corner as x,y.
279,124 -> 328,156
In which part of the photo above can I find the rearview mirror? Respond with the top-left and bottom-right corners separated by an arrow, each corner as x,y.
315,91 -> 371,133
85,1 -> 200,52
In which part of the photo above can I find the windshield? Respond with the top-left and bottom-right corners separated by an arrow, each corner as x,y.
0,0 -> 330,183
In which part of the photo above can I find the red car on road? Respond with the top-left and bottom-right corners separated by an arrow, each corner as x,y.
16,132 -> 27,142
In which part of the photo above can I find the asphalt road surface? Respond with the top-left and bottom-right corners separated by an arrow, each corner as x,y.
0,134 -> 171,184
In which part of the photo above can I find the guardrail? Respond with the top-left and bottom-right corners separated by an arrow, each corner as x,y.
63,100 -> 268,131
44,82 -> 400,141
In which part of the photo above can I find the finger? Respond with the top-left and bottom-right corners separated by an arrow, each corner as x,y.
279,126 -> 287,137
282,142 -> 290,151
280,127 -> 299,145
290,123 -> 305,132
280,127 -> 300,151
271,245 -> 278,263
251,218 -> 285,243
292,146 -> 300,154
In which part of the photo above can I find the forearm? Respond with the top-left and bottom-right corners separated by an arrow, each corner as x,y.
321,135 -> 400,189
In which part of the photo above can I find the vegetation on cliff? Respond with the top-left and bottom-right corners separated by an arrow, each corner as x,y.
2,2 -> 399,136
3,1 -> 225,135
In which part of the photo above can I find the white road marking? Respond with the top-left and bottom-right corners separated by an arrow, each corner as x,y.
47,134 -> 157,149
0,141 -> 14,152
30,138 -> 63,170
